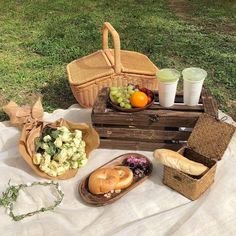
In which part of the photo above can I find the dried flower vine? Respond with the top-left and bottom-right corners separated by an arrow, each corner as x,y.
0,181 -> 64,221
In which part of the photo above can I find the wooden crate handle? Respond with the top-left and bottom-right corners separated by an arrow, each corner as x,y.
149,114 -> 159,123
102,22 -> 121,73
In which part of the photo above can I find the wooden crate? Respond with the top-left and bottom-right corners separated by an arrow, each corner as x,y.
91,87 -> 218,151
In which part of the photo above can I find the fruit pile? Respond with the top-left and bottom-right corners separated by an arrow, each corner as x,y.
109,85 -> 153,109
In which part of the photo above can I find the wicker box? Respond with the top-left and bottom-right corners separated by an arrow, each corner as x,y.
163,114 -> 235,200
67,22 -> 158,108
91,88 -> 219,151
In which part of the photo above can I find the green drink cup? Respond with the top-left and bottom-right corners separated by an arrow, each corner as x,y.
182,67 -> 207,106
156,69 -> 180,107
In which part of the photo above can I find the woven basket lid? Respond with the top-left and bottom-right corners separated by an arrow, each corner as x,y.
67,22 -> 158,86
67,49 -> 157,85
106,49 -> 157,76
67,50 -> 114,85
188,114 -> 236,161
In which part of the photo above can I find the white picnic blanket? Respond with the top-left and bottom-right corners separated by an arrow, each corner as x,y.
0,105 -> 235,236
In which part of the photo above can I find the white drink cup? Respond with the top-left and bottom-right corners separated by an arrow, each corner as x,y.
156,69 -> 180,107
182,67 -> 207,106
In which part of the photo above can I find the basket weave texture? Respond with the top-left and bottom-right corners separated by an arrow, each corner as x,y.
163,114 -> 235,200
67,22 -> 158,107
188,114 -> 235,160
164,148 -> 217,200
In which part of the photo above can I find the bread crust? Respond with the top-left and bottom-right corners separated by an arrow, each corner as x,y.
88,168 -> 120,194
154,149 -> 208,176
113,166 -> 133,190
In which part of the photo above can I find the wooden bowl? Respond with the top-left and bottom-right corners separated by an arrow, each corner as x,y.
78,153 -> 152,206
109,91 -> 155,112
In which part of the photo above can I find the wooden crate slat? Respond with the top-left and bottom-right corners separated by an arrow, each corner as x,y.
107,103 -> 204,112
99,139 -> 182,151
92,114 -> 198,128
146,110 -> 202,117
104,109 -> 203,117
150,103 -> 204,111
95,127 -> 191,141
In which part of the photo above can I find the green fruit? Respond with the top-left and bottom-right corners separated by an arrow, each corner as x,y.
120,102 -> 125,107
124,104 -> 132,109
111,90 -> 118,96
128,90 -> 135,95
109,93 -> 118,104
117,97 -> 123,103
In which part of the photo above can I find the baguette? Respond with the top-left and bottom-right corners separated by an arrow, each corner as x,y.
153,149 -> 208,176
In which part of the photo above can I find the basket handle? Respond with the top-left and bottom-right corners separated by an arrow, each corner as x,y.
102,22 -> 121,73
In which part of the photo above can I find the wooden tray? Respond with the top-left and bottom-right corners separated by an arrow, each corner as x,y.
79,153 -> 153,206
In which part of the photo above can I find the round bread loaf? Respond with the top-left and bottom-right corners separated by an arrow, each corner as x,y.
88,168 -> 120,194
113,166 -> 133,190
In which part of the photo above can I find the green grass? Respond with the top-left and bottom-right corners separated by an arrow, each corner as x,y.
0,0 -> 235,121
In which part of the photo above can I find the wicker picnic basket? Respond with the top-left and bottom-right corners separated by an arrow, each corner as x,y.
67,22 -> 158,108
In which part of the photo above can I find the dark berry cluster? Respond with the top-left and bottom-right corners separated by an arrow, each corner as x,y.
123,156 -> 151,178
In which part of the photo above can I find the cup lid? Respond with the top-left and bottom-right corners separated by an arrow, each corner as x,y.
156,68 -> 180,83
182,67 -> 207,82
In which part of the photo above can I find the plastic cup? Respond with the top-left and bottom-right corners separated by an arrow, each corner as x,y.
156,69 -> 180,107
182,67 -> 207,106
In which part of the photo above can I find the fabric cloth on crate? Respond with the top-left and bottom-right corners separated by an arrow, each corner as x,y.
0,105 -> 235,236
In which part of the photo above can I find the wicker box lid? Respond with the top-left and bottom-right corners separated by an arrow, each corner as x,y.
187,114 -> 235,161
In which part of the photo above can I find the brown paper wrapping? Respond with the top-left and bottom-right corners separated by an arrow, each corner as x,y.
3,99 -> 100,180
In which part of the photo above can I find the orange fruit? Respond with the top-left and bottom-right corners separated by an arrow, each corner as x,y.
130,91 -> 148,108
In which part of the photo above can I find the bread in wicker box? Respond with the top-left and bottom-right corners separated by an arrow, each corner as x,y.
163,114 -> 235,200
163,147 -> 217,200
